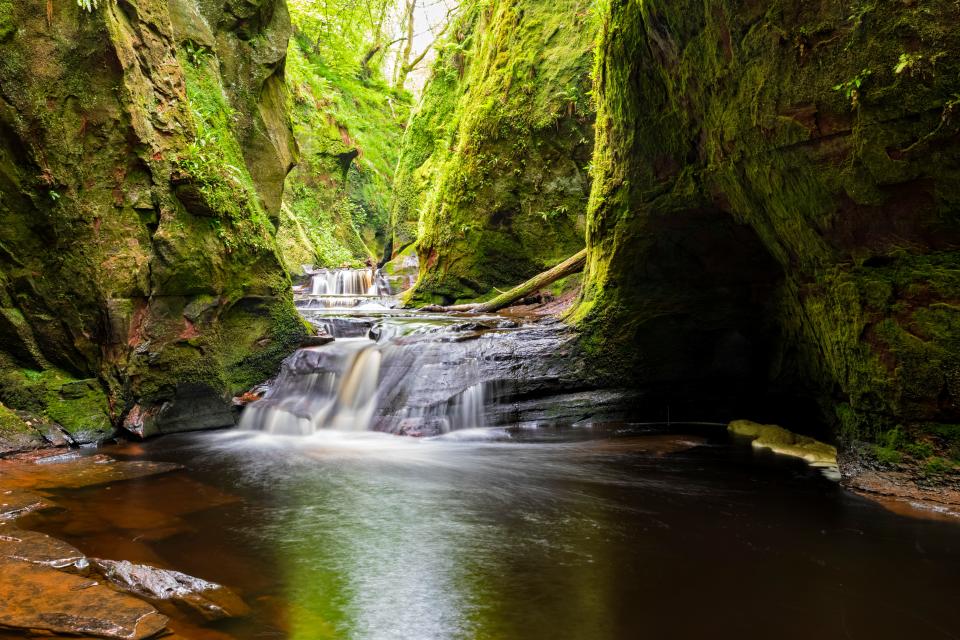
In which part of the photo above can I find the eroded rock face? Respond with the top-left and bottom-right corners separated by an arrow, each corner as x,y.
577,0 -> 960,464
395,0 -> 595,305
0,0 -> 305,450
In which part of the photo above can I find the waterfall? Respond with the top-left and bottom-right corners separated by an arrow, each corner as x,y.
239,321 -> 500,437
309,268 -> 391,297
303,268 -> 394,310
239,340 -> 386,434
240,266 -> 531,436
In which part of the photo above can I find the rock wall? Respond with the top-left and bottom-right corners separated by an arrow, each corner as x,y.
394,0 -> 596,305
0,0 -> 306,445
577,0 -> 960,461
277,32 -> 410,273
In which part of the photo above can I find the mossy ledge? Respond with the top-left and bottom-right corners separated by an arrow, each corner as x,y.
576,0 -> 960,487
395,0 -> 597,305
0,0 -> 306,448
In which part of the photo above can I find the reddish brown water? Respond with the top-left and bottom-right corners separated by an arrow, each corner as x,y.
10,426 -> 960,640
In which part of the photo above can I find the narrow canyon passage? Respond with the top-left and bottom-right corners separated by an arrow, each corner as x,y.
0,0 -> 958,638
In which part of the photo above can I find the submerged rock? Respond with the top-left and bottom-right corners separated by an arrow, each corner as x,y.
0,454 -> 181,492
0,526 -> 86,569
728,420 -> 837,467
0,557 -> 168,639
91,559 -> 250,622
0,489 -> 52,520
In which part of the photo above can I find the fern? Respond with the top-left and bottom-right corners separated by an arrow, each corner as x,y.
77,0 -> 98,12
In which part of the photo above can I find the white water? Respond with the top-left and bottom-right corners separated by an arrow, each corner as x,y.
241,269 -> 499,436
309,268 -> 391,297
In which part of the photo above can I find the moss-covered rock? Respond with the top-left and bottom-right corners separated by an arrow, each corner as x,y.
577,0 -> 960,465
276,32 -> 410,272
0,0 -> 305,446
394,0 -> 597,305
729,419 -> 837,466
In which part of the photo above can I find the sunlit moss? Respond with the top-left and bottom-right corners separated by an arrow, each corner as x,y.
279,34 -> 410,268
395,0 -> 598,305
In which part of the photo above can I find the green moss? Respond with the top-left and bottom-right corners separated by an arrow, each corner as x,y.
0,368 -> 111,440
219,300 -> 309,393
874,446 -> 902,466
0,402 -> 30,436
278,33 -> 410,268
0,0 -> 14,42
728,420 -> 837,465
922,457 -> 955,477
576,0 -> 960,446
0,0 -> 304,443
178,51 -> 276,250
396,0 -> 596,304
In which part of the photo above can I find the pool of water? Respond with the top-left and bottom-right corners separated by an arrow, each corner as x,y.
14,425 -> 960,639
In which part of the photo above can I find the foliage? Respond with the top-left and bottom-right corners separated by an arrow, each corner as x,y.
874,445 -> 902,466
177,53 -> 276,253
277,28 -> 411,268
77,0 -> 97,11
833,69 -> 871,108
288,0 -> 395,78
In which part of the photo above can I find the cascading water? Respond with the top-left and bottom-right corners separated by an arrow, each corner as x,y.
302,268 -> 394,310
241,269 -> 511,437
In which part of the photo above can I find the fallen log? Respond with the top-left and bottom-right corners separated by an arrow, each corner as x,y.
432,248 -> 587,314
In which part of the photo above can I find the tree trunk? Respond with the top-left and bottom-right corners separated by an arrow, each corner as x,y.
434,249 -> 587,313
394,0 -> 416,89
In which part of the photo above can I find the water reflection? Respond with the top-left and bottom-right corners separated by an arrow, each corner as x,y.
17,428 -> 960,640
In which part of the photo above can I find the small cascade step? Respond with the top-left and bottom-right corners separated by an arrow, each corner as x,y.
296,267 -> 396,310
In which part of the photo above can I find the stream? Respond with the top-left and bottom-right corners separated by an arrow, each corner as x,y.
4,269 -> 960,639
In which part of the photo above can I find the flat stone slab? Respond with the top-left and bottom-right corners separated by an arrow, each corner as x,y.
0,488 -> 52,519
0,557 -> 168,639
0,454 -> 181,491
0,525 -> 85,568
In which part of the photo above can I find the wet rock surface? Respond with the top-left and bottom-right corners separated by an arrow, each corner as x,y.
0,454 -> 181,491
0,489 -> 52,520
840,446 -> 960,520
0,451 -> 252,638
0,525 -> 86,569
91,560 -> 250,622
0,557 -> 168,639
247,312 -> 641,437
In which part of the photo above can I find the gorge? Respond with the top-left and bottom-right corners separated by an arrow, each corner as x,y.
0,0 -> 959,638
